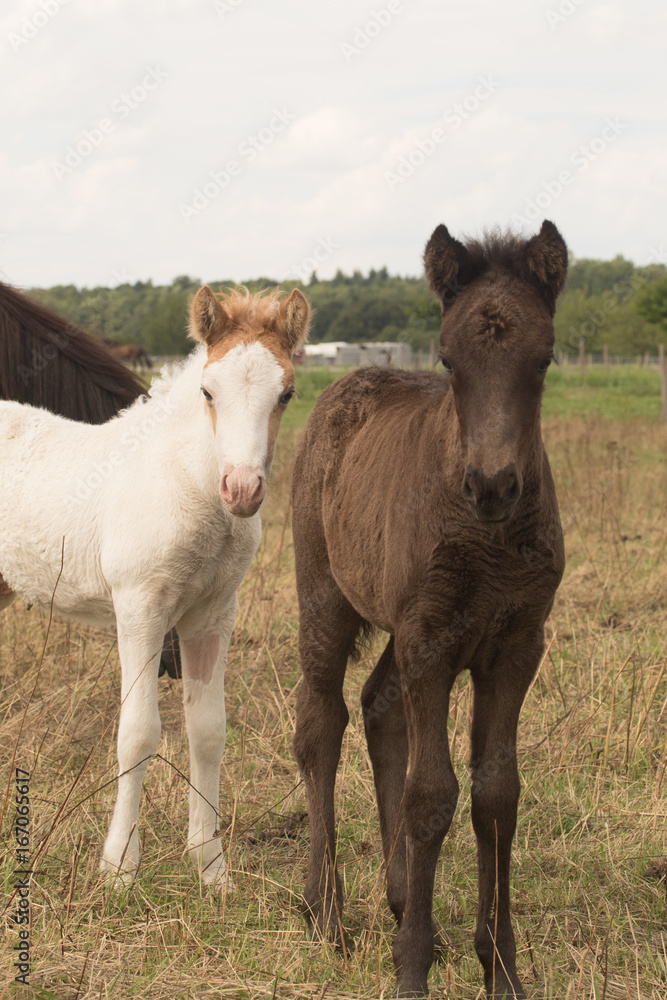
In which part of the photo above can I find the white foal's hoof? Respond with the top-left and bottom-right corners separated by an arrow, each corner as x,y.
196,853 -> 234,894
207,865 -> 235,895
100,857 -> 137,890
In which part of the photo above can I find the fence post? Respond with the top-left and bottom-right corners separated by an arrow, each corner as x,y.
416,349 -> 422,370
603,344 -> 609,369
660,345 -> 667,422
579,338 -> 586,375
428,338 -> 435,368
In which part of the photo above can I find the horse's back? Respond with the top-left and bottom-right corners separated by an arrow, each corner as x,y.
292,367 -> 453,628
294,366 -> 447,492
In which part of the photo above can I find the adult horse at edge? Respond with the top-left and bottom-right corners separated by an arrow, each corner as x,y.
0,281 -> 178,676
103,338 -> 152,371
291,221 -> 567,998
0,285 -> 310,889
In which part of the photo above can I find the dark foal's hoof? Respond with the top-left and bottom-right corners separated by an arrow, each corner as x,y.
395,983 -> 428,998
303,901 -> 350,956
485,971 -> 527,1000
158,630 -> 182,679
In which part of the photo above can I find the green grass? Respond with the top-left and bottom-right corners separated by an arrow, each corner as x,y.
282,368 -> 349,429
543,364 -> 663,420
290,363 -> 666,425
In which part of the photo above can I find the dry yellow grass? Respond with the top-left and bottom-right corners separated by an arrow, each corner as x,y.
2,417 -> 667,999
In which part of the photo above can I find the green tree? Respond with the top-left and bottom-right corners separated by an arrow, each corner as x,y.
636,277 -> 667,332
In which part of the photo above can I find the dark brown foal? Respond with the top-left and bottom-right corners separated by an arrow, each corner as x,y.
292,221 -> 568,998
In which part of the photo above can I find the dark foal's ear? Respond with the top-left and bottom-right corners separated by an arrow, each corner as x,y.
424,224 -> 476,308
279,288 -> 311,350
523,220 -> 569,315
189,286 -> 230,346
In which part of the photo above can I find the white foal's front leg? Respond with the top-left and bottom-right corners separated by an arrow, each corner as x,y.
179,606 -> 235,893
101,611 -> 164,886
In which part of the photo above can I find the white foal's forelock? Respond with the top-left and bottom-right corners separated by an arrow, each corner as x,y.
201,340 -> 286,479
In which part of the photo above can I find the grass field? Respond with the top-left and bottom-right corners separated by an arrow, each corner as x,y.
2,364 -> 667,999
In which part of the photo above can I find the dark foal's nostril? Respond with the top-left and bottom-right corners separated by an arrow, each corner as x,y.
495,466 -> 519,503
463,467 -> 486,505
462,464 -> 521,516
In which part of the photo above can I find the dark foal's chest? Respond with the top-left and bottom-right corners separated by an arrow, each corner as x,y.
407,526 -> 563,671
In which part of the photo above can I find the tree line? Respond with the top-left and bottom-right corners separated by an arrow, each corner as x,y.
29,255 -> 667,358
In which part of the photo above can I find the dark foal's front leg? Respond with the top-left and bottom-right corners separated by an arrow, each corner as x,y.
469,633 -> 544,1000
389,633 -> 459,998
361,637 -> 409,924
293,585 -> 364,949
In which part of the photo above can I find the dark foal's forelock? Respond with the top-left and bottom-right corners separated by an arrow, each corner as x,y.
291,220 -> 567,999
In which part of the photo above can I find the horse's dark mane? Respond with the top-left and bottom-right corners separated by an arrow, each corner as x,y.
0,282 -> 145,423
462,228 -> 531,275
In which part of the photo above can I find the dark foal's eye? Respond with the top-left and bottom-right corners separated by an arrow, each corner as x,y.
440,357 -> 453,374
201,386 -> 213,402
539,355 -> 554,374
280,388 -> 295,406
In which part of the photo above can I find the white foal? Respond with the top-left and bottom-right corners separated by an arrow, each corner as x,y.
0,286 -> 309,890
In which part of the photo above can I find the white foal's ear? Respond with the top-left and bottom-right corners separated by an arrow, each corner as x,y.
189,286 -> 230,346
279,288 -> 311,350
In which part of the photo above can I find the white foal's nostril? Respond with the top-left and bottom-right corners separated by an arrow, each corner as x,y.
220,466 -> 266,515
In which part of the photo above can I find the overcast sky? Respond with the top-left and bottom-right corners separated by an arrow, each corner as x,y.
1,0 -> 664,289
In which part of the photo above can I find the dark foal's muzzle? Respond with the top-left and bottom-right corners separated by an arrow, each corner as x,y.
462,463 -> 522,522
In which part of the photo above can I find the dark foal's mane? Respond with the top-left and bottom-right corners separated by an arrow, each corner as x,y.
0,281 -> 145,422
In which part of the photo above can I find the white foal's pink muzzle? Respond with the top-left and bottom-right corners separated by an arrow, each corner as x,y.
220,466 -> 266,517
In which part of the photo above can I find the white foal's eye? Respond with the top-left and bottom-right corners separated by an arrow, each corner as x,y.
280,388 -> 295,406
201,386 -> 213,403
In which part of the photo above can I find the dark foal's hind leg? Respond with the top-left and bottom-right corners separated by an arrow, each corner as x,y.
293,578 -> 364,950
469,632 -> 544,1000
